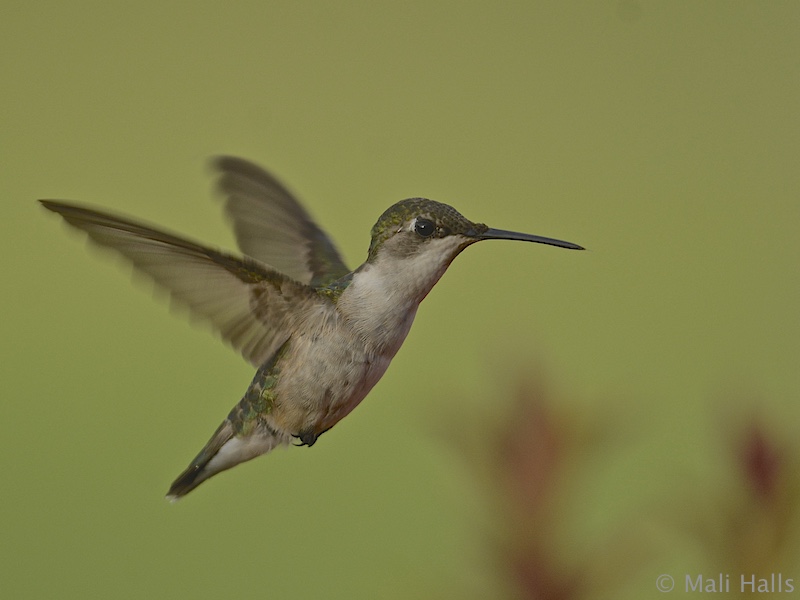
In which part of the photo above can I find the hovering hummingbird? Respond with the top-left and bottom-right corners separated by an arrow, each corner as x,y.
41,157 -> 583,500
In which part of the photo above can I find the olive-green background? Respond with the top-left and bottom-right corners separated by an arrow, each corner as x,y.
2,2 -> 798,599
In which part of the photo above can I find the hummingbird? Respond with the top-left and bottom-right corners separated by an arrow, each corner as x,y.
41,156 -> 583,500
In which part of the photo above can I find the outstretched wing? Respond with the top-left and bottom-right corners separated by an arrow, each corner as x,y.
40,200 -> 327,367
213,156 -> 350,287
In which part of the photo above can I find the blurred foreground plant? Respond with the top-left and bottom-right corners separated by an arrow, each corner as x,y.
685,415 -> 800,583
448,376 -> 800,599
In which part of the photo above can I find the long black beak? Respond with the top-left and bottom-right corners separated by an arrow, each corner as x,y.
478,227 -> 584,250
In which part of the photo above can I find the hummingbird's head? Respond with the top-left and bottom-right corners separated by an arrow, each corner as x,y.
367,198 -> 583,265
367,198 -> 483,262
339,199 -> 582,337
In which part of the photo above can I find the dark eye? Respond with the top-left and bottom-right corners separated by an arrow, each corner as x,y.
414,218 -> 436,238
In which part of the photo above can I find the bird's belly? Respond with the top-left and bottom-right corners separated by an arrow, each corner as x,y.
267,331 -> 394,436
316,353 -> 392,432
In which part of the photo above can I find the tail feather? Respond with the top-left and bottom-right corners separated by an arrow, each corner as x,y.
166,420 -> 288,501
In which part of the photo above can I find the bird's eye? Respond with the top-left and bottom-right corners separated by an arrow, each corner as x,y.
414,218 -> 436,238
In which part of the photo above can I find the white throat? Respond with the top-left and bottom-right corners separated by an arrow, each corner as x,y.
336,236 -> 466,354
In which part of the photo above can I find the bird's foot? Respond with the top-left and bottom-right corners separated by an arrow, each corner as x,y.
293,429 -> 318,447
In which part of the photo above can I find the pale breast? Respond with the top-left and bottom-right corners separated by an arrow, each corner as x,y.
264,305 -> 397,436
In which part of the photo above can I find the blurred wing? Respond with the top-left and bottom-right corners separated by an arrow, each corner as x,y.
213,156 -> 350,287
40,200 -> 327,367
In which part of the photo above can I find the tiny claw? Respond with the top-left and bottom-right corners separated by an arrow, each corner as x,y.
293,426 -> 334,447
294,429 -> 318,447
